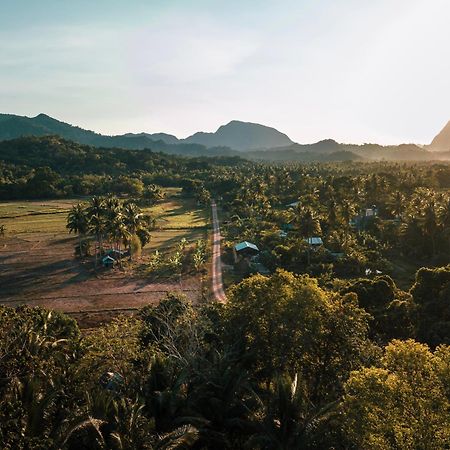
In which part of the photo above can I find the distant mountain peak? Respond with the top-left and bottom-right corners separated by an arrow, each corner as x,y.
430,120 -> 450,151
0,112 -> 445,161
185,120 -> 294,150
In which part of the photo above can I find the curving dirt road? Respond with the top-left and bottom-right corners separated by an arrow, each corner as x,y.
211,201 -> 226,302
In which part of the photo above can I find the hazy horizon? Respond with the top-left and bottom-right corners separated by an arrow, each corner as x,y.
1,0 -> 449,145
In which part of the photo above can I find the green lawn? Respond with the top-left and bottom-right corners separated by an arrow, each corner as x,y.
0,190 -> 210,249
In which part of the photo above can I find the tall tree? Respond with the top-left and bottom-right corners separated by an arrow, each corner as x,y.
66,203 -> 88,256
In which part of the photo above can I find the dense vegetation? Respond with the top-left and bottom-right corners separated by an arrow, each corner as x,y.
2,135 -> 450,448
2,268 -> 450,448
0,136 -> 244,199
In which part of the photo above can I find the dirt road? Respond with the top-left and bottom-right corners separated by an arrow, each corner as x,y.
211,201 -> 226,302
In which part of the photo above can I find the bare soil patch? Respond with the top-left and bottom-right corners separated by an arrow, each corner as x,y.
0,233 -> 202,328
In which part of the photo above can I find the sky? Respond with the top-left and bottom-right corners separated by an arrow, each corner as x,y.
0,0 -> 449,144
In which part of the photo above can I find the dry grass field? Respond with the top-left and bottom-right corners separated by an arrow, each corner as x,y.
0,190 -> 209,328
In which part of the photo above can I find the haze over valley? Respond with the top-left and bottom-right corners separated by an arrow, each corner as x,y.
1,112 -> 450,162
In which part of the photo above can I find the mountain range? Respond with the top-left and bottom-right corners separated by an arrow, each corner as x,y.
0,113 -> 449,162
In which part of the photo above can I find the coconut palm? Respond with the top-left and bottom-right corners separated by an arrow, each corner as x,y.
297,207 -> 321,239
66,203 -> 88,256
123,202 -> 144,258
422,200 -> 439,256
326,199 -> 338,230
88,213 -> 105,267
103,196 -> 122,248
439,197 -> 450,251
295,206 -> 322,266
62,391 -> 199,450
109,220 -> 130,267
143,184 -> 164,205
340,201 -> 356,229
249,374 -> 338,450
86,196 -> 106,264
389,191 -> 405,219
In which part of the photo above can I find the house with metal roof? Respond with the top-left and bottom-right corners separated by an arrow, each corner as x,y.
235,241 -> 259,253
233,241 -> 260,262
234,241 -> 258,252
102,255 -> 116,268
105,249 -> 128,258
304,237 -> 323,246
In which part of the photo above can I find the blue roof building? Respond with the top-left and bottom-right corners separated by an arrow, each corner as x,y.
102,255 -> 116,268
234,241 -> 260,253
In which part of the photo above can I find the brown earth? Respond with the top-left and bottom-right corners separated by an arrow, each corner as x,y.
0,233 -> 202,328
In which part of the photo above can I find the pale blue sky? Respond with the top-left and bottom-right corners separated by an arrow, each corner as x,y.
1,0 -> 449,144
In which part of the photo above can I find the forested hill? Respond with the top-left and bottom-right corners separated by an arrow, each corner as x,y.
0,113 -> 240,158
0,114 -> 294,152
248,141 -> 442,161
0,136 -> 251,199
0,136 -> 246,175
2,112 -> 450,161
184,120 -> 294,150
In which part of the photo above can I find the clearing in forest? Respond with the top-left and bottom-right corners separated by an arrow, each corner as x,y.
0,189 -> 209,328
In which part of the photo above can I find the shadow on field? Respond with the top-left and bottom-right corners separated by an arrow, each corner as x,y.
0,257 -> 91,298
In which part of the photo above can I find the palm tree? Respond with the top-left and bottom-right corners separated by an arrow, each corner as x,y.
88,213 -> 106,267
340,201 -> 356,229
86,196 -> 106,265
183,351 -> 256,449
298,207 -> 321,238
123,202 -> 144,258
109,219 -> 131,267
144,184 -> 164,205
67,203 -> 88,256
439,197 -> 450,251
390,191 -> 405,220
249,374 -> 338,449
326,199 -> 338,230
422,200 -> 439,256
62,390 -> 199,449
296,207 -> 321,266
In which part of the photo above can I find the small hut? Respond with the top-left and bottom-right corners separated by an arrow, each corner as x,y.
234,241 -> 260,262
102,255 -> 116,268
304,237 -> 323,247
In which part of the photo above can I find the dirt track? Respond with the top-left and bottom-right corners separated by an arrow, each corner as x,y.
211,201 -> 226,302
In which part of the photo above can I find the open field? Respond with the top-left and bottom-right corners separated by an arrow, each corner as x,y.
0,199 -> 75,233
0,191 -> 209,328
143,188 -> 209,252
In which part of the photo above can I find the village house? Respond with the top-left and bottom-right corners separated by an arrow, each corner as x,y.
233,241 -> 260,262
304,237 -> 323,247
102,255 -> 116,268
